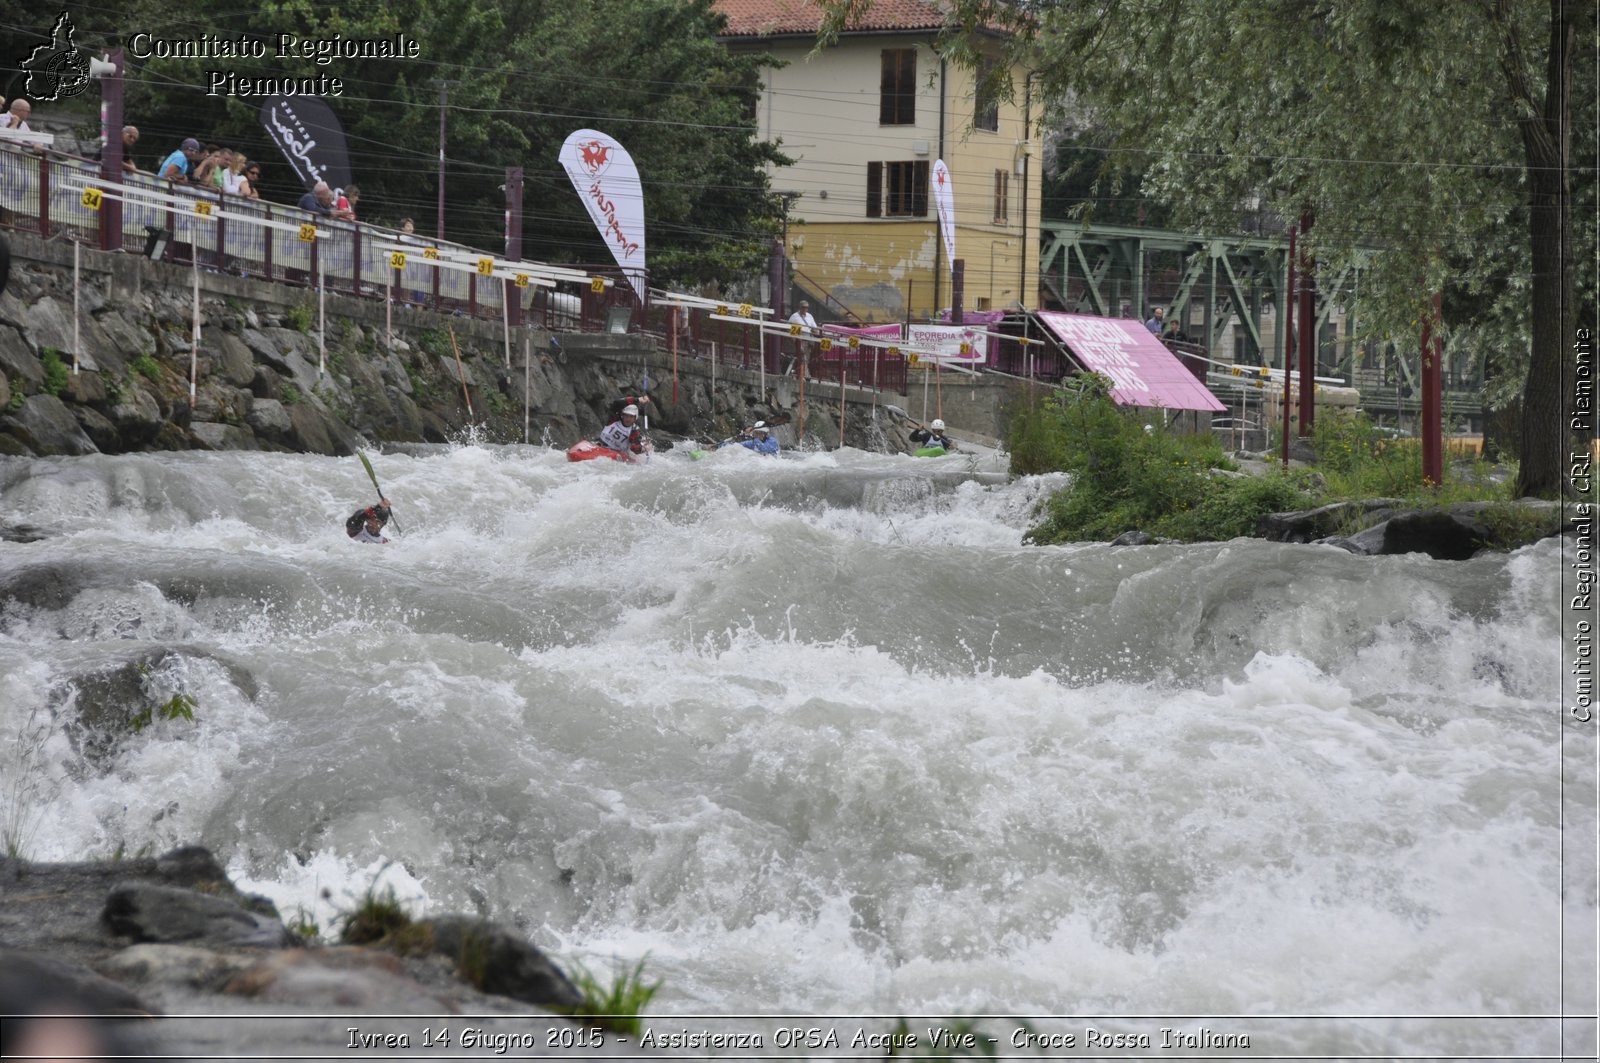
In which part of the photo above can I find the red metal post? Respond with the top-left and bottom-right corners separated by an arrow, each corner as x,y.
505,166 -> 523,327
1421,292 -> 1443,484
951,260 -> 965,325
1280,223 -> 1296,467
99,47 -> 125,251
1297,210 -> 1316,435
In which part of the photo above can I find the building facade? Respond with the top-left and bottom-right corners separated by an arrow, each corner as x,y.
717,0 -> 1041,323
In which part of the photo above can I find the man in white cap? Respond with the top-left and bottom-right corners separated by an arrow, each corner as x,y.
784,299 -> 819,376
598,403 -> 648,457
729,421 -> 780,455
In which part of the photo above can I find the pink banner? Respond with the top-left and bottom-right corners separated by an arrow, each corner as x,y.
1036,312 -> 1226,412
817,323 -> 902,359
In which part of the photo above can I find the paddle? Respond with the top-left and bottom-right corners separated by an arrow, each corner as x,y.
357,450 -> 402,534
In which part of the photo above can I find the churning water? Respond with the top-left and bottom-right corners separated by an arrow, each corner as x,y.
0,443 -> 1590,1056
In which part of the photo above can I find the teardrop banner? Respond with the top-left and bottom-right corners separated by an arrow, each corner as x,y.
931,158 -> 956,273
258,96 -> 353,193
559,129 -> 647,303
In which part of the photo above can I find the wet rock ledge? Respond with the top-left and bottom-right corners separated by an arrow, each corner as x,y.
0,845 -> 621,1058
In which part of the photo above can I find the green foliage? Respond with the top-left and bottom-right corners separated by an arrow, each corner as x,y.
39,350 -> 69,396
280,382 -> 302,406
1479,500 -> 1563,550
6,388 -> 23,412
860,0 -> 1586,496
338,879 -> 412,945
560,957 -> 661,1038
45,0 -> 789,287
286,908 -> 322,944
129,692 -> 198,733
1019,376 -> 1249,543
285,303 -> 314,334
130,354 -> 162,381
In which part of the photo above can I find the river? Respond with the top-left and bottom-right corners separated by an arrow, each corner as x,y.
0,443 -> 1589,1057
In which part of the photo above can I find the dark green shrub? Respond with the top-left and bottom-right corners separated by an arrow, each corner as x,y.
40,350 -> 69,396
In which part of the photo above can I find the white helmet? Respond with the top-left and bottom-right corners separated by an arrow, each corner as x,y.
621,404 -> 639,416
752,422 -> 769,434
930,418 -> 945,431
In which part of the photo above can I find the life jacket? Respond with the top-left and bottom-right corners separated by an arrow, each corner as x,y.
598,419 -> 639,452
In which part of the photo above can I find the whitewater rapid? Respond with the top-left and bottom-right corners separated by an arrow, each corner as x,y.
0,443 -> 1589,1055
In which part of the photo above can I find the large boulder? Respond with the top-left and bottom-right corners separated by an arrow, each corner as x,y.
190,422 -> 259,451
0,323 -> 44,392
212,333 -> 257,388
1258,499 -> 1401,542
288,401 -> 363,456
102,883 -> 297,950
1,395 -> 98,455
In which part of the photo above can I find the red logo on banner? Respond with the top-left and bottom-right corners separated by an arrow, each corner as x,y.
579,141 -> 612,178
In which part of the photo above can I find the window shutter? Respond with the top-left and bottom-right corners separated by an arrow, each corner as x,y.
911,161 -> 929,217
880,53 -> 896,124
866,161 -> 882,218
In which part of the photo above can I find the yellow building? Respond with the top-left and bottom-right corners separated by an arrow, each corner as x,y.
716,0 -> 1041,323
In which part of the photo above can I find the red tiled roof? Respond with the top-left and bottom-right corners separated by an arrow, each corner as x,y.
716,0 -> 947,37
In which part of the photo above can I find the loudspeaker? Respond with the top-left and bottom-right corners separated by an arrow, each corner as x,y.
89,55 -> 119,79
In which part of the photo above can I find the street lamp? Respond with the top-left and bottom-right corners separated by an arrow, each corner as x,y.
776,190 -> 801,314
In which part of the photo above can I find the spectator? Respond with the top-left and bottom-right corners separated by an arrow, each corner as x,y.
222,155 -> 254,196
120,125 -> 141,173
240,161 -> 262,199
298,181 -> 334,216
159,137 -> 203,183
1144,306 -> 1165,334
0,98 -> 32,132
396,217 -> 417,243
784,299 -> 818,376
333,183 -> 359,222
192,145 -> 228,191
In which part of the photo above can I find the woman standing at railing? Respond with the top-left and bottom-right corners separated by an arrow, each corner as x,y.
223,155 -> 257,198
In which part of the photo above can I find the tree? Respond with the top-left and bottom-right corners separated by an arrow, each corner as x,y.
820,0 -> 1592,496
1,0 -> 787,288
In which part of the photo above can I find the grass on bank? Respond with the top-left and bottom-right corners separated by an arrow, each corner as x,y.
1009,375 -> 1546,547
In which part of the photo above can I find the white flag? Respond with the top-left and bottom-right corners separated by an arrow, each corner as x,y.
932,159 -> 956,272
559,129 -> 647,302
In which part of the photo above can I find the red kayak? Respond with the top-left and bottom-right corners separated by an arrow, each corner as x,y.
566,440 -> 652,463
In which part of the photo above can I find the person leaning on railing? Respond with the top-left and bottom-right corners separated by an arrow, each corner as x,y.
159,137 -> 203,183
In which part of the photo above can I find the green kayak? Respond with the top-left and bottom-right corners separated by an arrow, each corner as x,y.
913,446 -> 947,457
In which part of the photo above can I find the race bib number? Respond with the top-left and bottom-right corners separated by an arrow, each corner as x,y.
514,273 -> 530,289
80,188 -> 102,210
476,257 -> 494,276
888,347 -> 901,358
789,323 -> 802,336
423,246 -> 440,260
389,251 -> 407,269
194,200 -> 213,217
297,223 -> 317,243
848,336 -> 860,350
959,342 -> 972,355
737,303 -> 753,318
819,338 -> 833,352
591,277 -> 606,293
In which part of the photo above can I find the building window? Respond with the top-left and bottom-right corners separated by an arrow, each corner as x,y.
974,59 -> 999,132
866,161 -> 929,217
880,49 -> 916,125
993,169 -> 1009,223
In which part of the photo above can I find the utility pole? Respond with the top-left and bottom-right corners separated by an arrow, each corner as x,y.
432,79 -> 458,242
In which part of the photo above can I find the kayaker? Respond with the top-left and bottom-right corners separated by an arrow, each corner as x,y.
599,404 -> 648,456
728,421 -> 780,455
909,418 -> 955,452
345,498 -> 393,544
